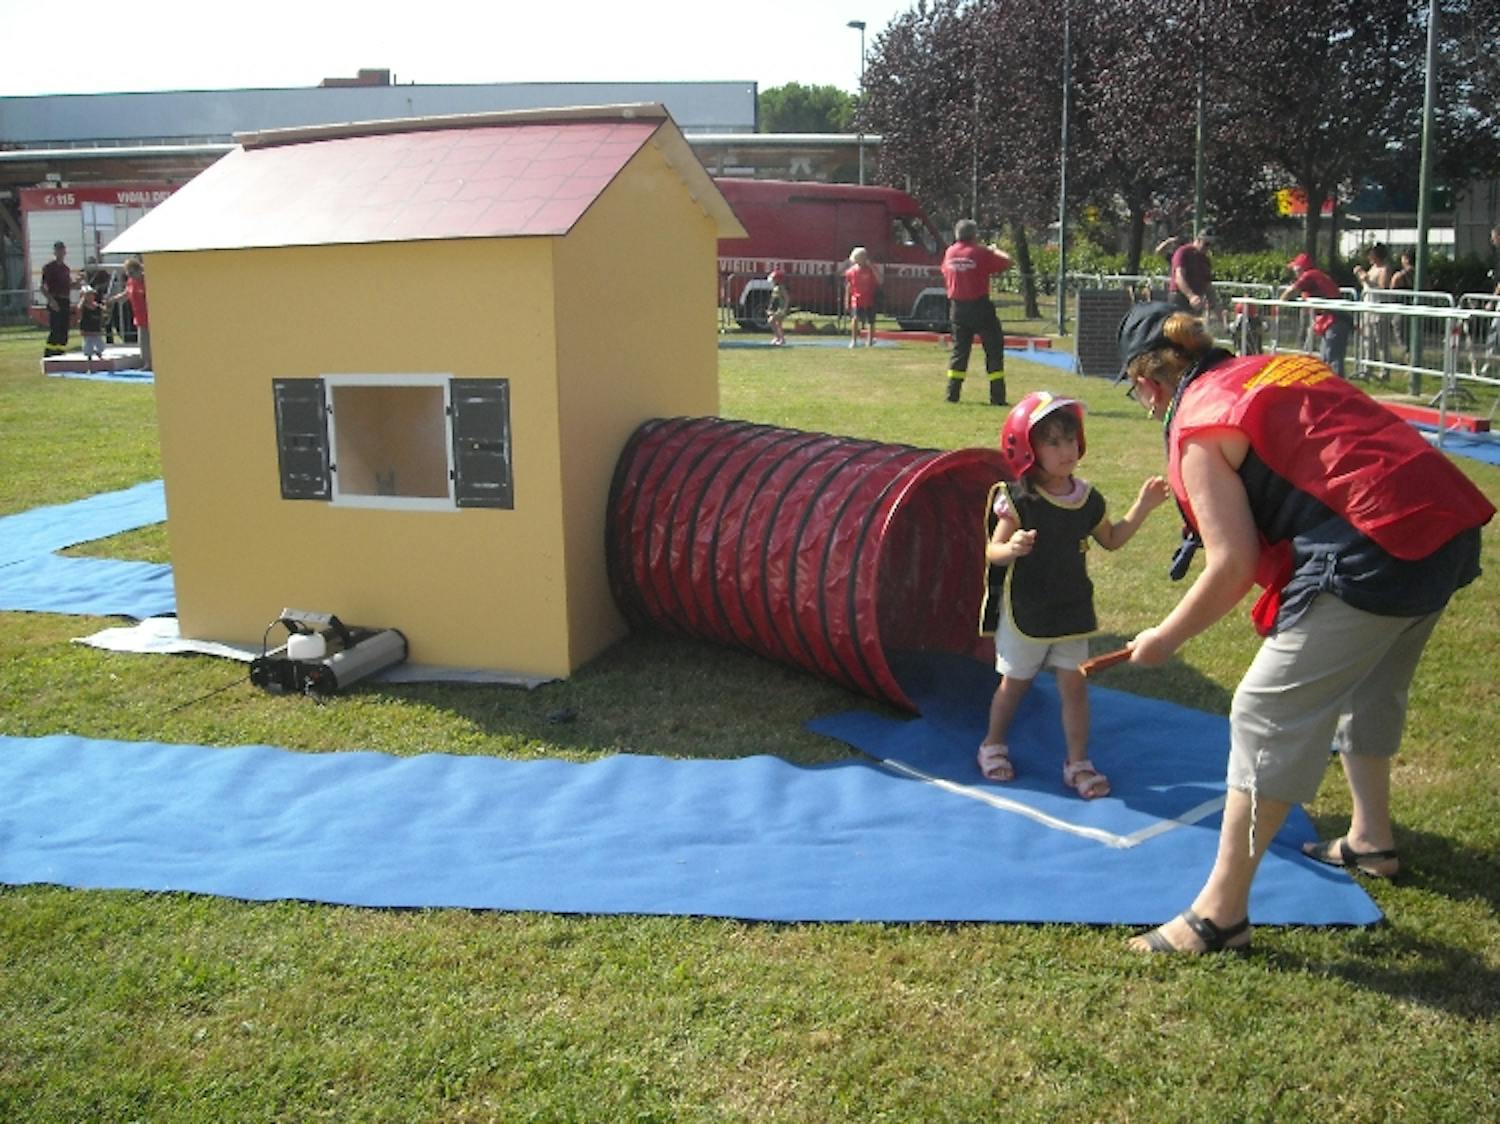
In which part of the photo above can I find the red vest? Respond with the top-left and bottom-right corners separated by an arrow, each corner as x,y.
1167,353 -> 1495,632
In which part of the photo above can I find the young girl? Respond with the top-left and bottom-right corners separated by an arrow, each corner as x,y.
843,247 -> 878,348
978,392 -> 1170,797
767,268 -> 789,346
77,285 -> 106,371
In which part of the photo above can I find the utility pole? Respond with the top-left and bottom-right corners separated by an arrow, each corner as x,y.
1410,0 -> 1439,394
1193,0 -> 1206,237
848,20 -> 867,186
1057,2 -> 1072,336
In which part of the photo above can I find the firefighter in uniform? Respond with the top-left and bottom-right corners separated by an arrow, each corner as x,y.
940,219 -> 1011,406
41,241 -> 74,359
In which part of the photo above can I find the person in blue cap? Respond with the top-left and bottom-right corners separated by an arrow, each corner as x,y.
1116,301 -> 1492,955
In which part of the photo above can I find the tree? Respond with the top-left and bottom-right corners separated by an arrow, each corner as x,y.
1070,0 -> 1200,273
1219,0 -> 1428,266
1432,0 -> 1500,185
861,1 -> 979,225
862,0 -> 1071,315
966,0 -> 1071,314
859,0 -> 1474,288
758,84 -> 857,133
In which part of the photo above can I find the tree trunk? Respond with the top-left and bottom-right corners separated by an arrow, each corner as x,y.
1328,202 -> 1343,277
1302,185 -> 1326,261
1012,223 -> 1041,319
1124,201 -> 1147,277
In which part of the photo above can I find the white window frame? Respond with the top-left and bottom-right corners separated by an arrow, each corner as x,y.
324,372 -> 458,512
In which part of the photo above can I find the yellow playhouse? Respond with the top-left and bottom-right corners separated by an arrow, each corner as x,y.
108,103 -> 746,678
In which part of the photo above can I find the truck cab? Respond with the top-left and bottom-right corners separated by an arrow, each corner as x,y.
715,179 -> 950,331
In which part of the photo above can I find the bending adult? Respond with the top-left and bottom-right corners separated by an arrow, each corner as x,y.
941,219 -> 1011,406
1281,252 -> 1352,377
1117,302 -> 1493,955
1168,228 -> 1215,317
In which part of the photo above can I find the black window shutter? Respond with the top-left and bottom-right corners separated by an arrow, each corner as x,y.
272,378 -> 331,500
450,378 -> 513,509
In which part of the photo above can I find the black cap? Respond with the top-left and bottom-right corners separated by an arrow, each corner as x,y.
1117,301 -> 1175,381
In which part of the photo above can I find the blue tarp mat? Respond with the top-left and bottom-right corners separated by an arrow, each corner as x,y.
46,367 -> 154,383
0,719 -> 1379,925
0,480 -> 165,566
0,481 -> 173,618
1412,424 -> 1500,467
718,339 -> 1078,370
804,651 -> 1381,926
0,555 -> 175,619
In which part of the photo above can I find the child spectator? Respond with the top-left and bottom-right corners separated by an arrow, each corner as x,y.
1353,242 -> 1394,293
1389,250 -> 1415,291
77,286 -> 106,371
1230,298 -> 1264,355
977,392 -> 1170,797
844,247 -> 878,348
767,268 -> 789,346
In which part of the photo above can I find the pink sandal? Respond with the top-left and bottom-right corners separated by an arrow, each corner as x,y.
1063,758 -> 1110,799
977,742 -> 1015,782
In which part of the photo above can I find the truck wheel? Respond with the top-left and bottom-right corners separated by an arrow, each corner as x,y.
738,288 -> 771,332
899,290 -> 949,332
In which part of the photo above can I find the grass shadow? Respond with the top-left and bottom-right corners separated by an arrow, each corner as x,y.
1297,812 -> 1500,919
373,629 -> 878,767
1087,630 -> 1235,714
1260,922 -> 1500,1020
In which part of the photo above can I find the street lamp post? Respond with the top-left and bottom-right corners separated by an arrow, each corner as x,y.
1057,1 -> 1071,336
848,19 -> 866,185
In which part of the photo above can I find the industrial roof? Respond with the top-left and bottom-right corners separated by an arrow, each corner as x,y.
108,103 -> 743,254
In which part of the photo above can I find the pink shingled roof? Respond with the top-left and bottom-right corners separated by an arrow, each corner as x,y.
115,119 -> 662,251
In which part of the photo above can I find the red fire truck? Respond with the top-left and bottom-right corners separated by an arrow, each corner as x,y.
715,178 -> 950,331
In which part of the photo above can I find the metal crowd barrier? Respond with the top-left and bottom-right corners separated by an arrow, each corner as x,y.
1457,293 -> 1500,385
1231,294 -> 1499,444
0,289 -> 35,328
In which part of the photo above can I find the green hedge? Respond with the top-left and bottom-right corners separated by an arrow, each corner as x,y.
1013,244 -> 1493,296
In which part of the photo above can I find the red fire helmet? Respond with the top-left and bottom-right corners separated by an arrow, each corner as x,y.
998,391 -> 1087,477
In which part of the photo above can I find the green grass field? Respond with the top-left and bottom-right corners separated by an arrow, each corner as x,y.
2,323 -> 1498,1121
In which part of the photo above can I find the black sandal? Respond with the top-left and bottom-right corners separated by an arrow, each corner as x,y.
1303,838 -> 1400,879
1134,909 -> 1251,955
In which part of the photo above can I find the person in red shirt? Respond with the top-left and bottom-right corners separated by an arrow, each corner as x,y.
40,241 -> 74,359
107,257 -> 152,371
843,247 -> 879,349
1168,229 -> 1216,316
940,219 -> 1012,405
1280,252 -> 1352,377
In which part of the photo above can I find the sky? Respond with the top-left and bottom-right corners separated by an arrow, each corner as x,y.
0,1 -> 916,99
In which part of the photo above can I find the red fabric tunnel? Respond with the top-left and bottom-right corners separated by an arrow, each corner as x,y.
606,417 -> 1013,713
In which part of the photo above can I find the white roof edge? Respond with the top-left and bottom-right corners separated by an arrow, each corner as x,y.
689,133 -> 884,146
235,102 -> 670,149
0,143 -> 235,163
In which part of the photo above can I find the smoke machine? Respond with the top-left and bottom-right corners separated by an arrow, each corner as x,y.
249,609 -> 408,697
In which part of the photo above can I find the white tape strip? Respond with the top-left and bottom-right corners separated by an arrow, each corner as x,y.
878,757 -> 1225,850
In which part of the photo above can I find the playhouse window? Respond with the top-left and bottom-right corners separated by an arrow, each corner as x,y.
272,375 -> 513,510
326,375 -> 453,509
